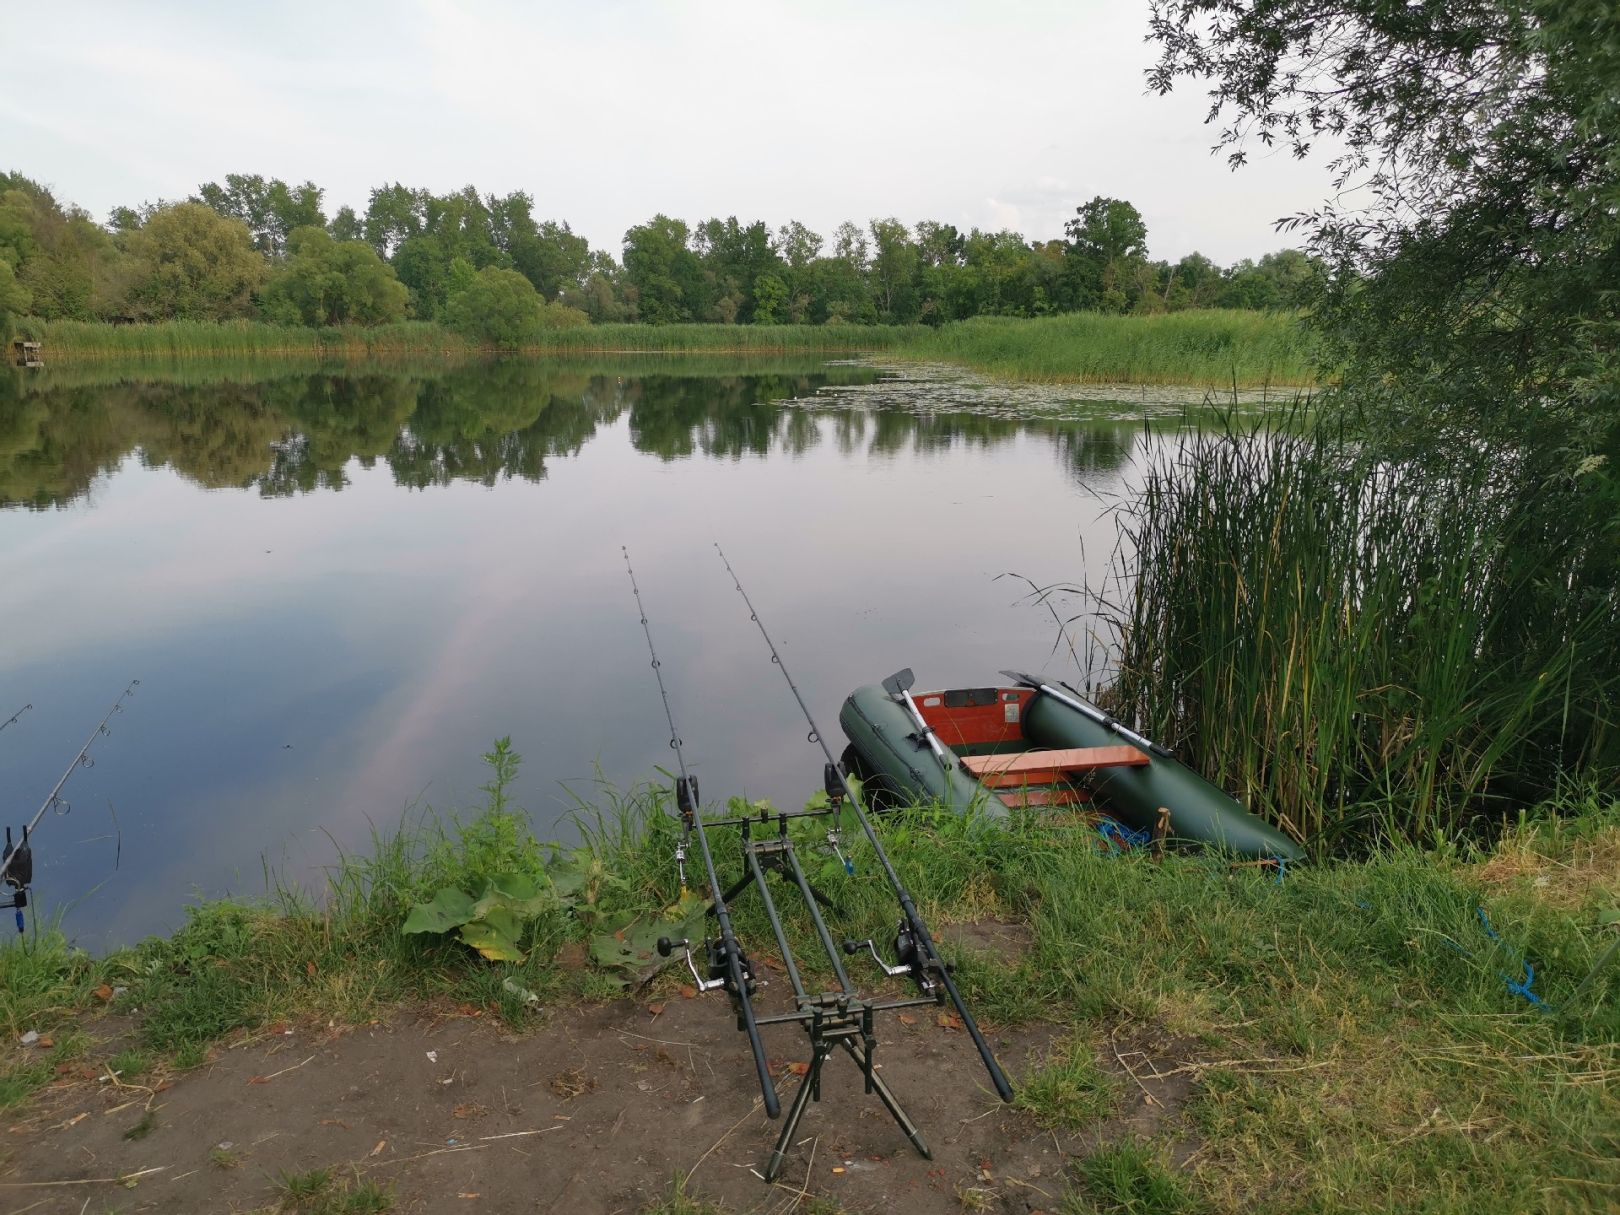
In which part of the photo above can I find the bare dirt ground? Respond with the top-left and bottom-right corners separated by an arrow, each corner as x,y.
1,932 -> 1198,1214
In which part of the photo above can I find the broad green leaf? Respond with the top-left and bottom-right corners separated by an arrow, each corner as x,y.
458,907 -> 527,962
544,856 -> 588,901
470,872 -> 559,921
589,892 -> 711,983
401,886 -> 477,936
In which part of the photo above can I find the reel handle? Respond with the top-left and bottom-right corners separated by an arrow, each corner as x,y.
842,938 -> 912,978
656,937 -> 725,992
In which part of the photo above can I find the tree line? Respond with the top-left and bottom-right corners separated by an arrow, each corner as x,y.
0,170 -> 1313,344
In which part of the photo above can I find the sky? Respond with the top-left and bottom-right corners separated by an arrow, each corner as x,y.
2,0 -> 1337,265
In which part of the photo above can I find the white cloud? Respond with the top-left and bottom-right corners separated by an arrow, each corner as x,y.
1,0 -> 1337,263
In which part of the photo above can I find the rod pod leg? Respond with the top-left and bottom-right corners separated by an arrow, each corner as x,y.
764,1037 -> 834,1183
838,1037 -> 930,1161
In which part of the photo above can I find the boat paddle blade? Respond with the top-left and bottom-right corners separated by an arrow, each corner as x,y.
999,669 -> 1040,688
881,668 -> 916,698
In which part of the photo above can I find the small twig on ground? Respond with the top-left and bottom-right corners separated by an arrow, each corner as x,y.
0,1166 -> 167,1188
686,1081 -> 787,1181
364,1144 -> 488,1168
257,1053 -> 316,1082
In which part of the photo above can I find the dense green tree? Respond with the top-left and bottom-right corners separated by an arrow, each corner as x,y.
328,205 -> 363,243
868,218 -> 919,322
362,183 -> 424,258
515,219 -> 590,301
752,272 -> 788,324
390,187 -> 507,319
1149,0 -> 1620,455
118,202 -> 266,320
1064,196 -> 1149,312
259,227 -> 408,326
690,217 -> 779,323
560,251 -> 633,322
444,266 -> 545,346
0,175 -> 121,320
196,174 -> 325,255
0,258 -> 29,340
622,215 -> 701,323
1215,250 -> 1315,311
1165,252 -> 1220,310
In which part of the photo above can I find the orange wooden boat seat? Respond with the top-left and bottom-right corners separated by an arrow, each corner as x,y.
961,745 -> 1149,788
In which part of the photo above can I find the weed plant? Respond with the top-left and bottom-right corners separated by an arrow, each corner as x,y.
33,319 -> 468,359
27,318 -> 909,360
1081,407 -> 1619,847
899,311 -> 1316,387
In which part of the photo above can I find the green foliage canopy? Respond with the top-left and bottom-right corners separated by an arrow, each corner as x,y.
1149,0 -> 1620,457
260,227 -> 408,327
197,173 -> 326,256
120,202 -> 266,321
445,266 -> 545,346
0,259 -> 28,342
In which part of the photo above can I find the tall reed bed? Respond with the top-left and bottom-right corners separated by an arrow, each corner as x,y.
1093,411 -> 1618,846
35,319 -> 468,359
904,310 -> 1318,386
31,319 -> 909,361
522,322 -> 915,352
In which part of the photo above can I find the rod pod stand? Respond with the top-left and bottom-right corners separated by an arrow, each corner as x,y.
715,544 -> 1016,1107
713,800 -> 938,1182
625,547 -> 939,1182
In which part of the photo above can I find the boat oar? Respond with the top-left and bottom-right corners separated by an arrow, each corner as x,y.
999,669 -> 1172,758
881,668 -> 953,769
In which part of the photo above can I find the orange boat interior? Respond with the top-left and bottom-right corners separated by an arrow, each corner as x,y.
910,686 -> 1150,811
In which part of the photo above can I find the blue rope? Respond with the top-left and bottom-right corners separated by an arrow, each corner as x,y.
1475,907 -> 1551,1010
1096,818 -> 1152,853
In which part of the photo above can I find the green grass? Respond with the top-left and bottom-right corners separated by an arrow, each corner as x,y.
1068,1140 -> 1194,1215
32,318 -> 469,359
25,318 -> 910,361
1076,407 -> 1619,848
894,310 -> 1318,387
1015,1034 -> 1119,1128
273,1166 -> 390,1214
275,1166 -> 334,1201
4,745 -> 1615,1212
25,313 -> 1315,387
106,1047 -> 150,1079
0,929 -> 107,1109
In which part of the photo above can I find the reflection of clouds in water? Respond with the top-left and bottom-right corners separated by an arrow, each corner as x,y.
810,361 -> 1288,421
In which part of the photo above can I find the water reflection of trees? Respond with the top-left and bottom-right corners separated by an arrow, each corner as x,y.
0,361 -> 1143,508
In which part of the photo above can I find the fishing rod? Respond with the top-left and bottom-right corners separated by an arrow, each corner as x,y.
621,549 -> 779,1118
2,682 -> 139,934
714,544 -> 1015,1104
0,704 -> 32,736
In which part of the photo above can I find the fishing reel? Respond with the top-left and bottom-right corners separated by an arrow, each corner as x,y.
843,920 -> 935,992
2,826 -> 33,935
657,934 -> 758,997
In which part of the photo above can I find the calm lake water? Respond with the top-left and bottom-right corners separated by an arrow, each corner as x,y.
0,356 -> 1247,948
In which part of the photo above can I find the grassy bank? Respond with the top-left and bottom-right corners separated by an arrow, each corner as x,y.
25,319 -> 912,361
898,310 -> 1317,386
20,313 -> 1314,387
29,318 -> 472,359
3,744 -> 1615,1212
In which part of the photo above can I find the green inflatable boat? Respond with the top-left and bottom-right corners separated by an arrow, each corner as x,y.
838,669 -> 1302,861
